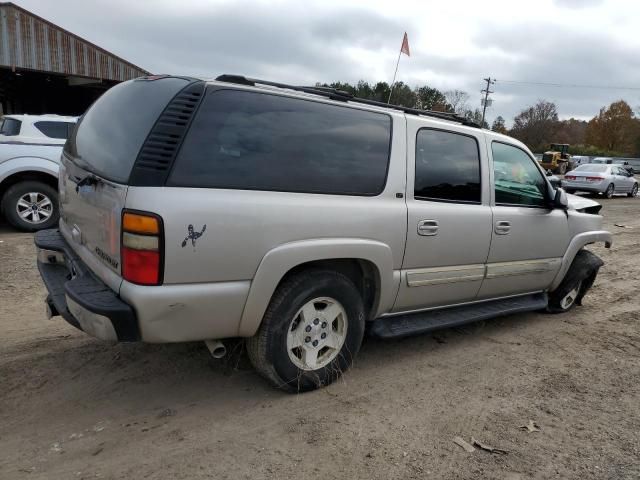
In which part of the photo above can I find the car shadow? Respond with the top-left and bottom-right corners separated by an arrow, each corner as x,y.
2,307 -> 553,420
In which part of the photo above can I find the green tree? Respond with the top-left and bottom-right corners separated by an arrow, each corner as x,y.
491,115 -> 508,134
414,86 -> 448,111
463,108 -> 489,129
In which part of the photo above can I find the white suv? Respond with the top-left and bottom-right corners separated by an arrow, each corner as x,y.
0,114 -> 77,231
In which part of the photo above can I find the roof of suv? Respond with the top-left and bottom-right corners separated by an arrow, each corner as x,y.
208,74 -> 482,128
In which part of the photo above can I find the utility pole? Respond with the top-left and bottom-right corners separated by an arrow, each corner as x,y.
481,77 -> 495,127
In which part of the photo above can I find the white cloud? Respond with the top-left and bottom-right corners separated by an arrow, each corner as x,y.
15,0 -> 640,124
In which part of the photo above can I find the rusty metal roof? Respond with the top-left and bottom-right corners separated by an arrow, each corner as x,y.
0,2 -> 149,81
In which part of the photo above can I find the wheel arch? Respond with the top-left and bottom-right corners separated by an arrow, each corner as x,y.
237,238 -> 399,337
0,158 -> 59,205
549,231 -> 612,291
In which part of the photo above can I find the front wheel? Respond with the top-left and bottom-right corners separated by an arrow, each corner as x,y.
604,183 -> 615,199
547,250 -> 603,314
628,183 -> 638,197
247,270 -> 365,392
1,181 -> 59,232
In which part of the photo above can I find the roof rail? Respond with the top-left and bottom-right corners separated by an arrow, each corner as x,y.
214,74 -> 481,128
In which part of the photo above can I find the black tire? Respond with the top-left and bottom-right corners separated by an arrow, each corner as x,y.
558,162 -> 567,175
628,183 -> 638,198
604,183 -> 615,199
1,181 -> 59,232
547,250 -> 603,314
247,269 -> 365,393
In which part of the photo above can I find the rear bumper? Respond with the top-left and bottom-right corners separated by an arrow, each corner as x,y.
35,229 -> 140,341
561,181 -> 606,193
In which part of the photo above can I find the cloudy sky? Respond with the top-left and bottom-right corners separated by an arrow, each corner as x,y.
19,0 -> 640,125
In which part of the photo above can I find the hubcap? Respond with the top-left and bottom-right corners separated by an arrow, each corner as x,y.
560,281 -> 582,310
15,192 -> 53,225
286,297 -> 347,371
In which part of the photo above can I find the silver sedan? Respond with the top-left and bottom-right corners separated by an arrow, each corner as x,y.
562,164 -> 638,198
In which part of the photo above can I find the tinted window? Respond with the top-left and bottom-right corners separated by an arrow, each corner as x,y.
414,129 -> 481,203
34,121 -> 75,139
492,142 -> 547,207
65,77 -> 190,183
168,90 -> 391,195
0,118 -> 21,136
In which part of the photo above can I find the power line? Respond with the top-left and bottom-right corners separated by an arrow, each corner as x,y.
496,79 -> 640,91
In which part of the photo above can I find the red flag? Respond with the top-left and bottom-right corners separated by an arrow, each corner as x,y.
400,32 -> 410,57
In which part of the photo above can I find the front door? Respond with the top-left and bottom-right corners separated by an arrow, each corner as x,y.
394,121 -> 493,312
613,166 -> 633,192
478,141 -> 570,299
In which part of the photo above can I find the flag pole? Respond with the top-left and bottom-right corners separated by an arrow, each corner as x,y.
387,47 -> 402,104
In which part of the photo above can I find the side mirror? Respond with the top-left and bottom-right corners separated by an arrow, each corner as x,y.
553,187 -> 569,209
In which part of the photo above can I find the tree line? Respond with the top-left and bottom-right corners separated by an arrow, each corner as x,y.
318,80 -> 640,157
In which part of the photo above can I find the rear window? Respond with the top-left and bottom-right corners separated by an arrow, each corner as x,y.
64,77 -> 190,183
34,121 -> 75,139
0,117 -> 21,136
575,164 -> 608,172
168,89 -> 392,195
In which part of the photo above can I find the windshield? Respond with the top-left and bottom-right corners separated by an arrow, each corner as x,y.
574,164 -> 608,173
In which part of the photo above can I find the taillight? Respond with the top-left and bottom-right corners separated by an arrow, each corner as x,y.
121,210 -> 163,285
586,176 -> 604,182
565,175 -> 576,180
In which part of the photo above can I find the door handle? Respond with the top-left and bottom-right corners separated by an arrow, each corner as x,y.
418,220 -> 439,236
495,220 -> 511,235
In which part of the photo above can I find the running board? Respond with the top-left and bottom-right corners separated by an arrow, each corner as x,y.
369,293 -> 548,339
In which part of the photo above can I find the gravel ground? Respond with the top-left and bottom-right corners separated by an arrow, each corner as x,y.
1,196 -> 639,480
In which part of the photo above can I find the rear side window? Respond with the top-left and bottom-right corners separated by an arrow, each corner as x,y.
414,129 -> 481,203
64,77 -> 190,183
168,90 -> 392,195
0,118 -> 21,136
34,121 -> 75,139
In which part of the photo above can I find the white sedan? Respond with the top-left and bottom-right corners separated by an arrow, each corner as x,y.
562,164 -> 638,198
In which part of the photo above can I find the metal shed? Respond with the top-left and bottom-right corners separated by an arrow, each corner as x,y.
0,2 -> 150,115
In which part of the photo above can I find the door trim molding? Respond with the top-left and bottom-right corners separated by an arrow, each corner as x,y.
405,257 -> 562,288
485,258 -> 561,279
406,264 -> 485,287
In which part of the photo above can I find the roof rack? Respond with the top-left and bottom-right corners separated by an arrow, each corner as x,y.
215,74 -> 481,128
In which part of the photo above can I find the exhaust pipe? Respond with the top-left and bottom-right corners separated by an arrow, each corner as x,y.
205,339 -> 227,359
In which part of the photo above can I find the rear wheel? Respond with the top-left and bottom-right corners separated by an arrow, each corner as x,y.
558,162 -> 567,175
247,269 -> 365,392
628,183 -> 638,197
1,181 -> 59,232
604,183 -> 615,199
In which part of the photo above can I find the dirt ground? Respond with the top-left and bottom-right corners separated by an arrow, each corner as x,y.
1,197 -> 639,480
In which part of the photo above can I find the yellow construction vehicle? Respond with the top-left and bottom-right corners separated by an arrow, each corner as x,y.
540,143 -> 573,174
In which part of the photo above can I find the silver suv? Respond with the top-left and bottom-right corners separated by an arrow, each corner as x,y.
35,75 -> 612,392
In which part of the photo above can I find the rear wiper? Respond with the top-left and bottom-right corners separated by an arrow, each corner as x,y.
74,174 -> 103,192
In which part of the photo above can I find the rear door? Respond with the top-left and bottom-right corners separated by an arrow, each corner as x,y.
394,120 -> 492,312
59,76 -> 193,289
478,140 -> 569,300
